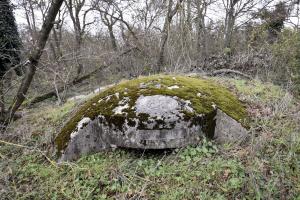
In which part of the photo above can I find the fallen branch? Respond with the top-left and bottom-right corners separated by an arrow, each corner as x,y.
28,47 -> 139,106
6,0 -> 65,125
28,64 -> 108,106
210,69 -> 252,80
0,139 -> 57,167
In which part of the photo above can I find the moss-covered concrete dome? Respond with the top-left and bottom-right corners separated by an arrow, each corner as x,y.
56,75 -> 248,161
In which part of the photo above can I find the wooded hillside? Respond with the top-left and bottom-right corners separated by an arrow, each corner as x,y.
0,0 -> 299,199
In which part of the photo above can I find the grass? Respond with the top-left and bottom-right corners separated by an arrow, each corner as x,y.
0,76 -> 299,199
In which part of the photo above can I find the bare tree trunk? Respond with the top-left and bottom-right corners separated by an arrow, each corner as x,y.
5,0 -> 64,124
156,0 -> 184,72
108,25 -> 118,51
27,47 -> 139,106
65,0 -> 88,79
50,12 -> 68,68
93,2 -> 144,53
157,22 -> 169,70
22,0 -> 38,43
50,10 -> 70,71
96,4 -> 118,51
224,6 -> 235,50
120,23 -> 130,47
196,0 -> 208,66
224,0 -> 240,51
75,35 -> 83,77
186,0 -> 192,31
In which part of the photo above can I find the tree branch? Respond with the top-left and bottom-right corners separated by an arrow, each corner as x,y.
27,47 -> 140,106
5,0 -> 64,124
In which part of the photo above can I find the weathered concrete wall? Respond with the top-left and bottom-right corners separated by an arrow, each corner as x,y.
56,75 -> 248,161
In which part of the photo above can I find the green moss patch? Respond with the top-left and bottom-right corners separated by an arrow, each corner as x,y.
55,75 -> 247,153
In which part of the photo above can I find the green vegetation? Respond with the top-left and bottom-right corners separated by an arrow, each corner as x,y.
1,77 -> 299,199
56,75 -> 247,154
272,29 -> 300,96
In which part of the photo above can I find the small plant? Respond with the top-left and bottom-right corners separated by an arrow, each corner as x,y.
272,29 -> 300,96
179,138 -> 218,163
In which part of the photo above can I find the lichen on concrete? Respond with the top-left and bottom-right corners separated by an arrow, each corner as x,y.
55,75 -> 247,154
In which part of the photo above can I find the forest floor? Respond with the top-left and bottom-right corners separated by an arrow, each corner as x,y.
0,76 -> 299,200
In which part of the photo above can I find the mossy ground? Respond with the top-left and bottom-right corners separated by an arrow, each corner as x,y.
0,77 -> 299,199
56,75 -> 247,154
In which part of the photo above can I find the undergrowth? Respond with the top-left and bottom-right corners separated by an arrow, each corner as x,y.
0,76 -> 299,199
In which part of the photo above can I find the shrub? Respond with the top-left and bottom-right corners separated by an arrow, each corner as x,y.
271,29 -> 300,96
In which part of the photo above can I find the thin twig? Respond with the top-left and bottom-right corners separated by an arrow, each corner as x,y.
0,139 -> 57,168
